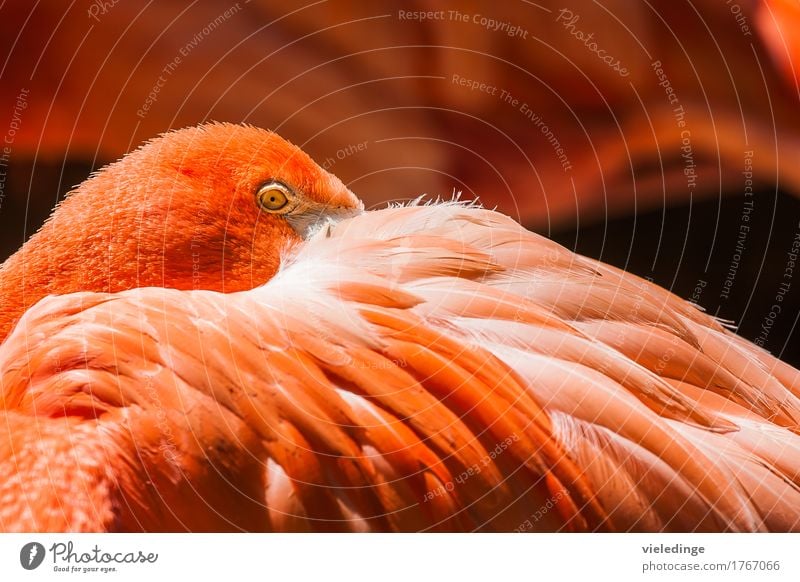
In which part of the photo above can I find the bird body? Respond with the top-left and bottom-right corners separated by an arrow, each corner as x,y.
2,199 -> 799,532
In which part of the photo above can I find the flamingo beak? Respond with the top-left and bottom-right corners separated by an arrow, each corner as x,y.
286,200 -> 364,239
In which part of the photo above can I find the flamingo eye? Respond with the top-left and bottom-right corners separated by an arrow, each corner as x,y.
256,181 -> 292,212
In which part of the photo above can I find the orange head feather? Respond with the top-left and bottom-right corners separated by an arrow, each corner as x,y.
0,122 -> 362,340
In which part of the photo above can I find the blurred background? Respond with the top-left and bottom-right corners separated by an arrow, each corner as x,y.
1,0 -> 799,363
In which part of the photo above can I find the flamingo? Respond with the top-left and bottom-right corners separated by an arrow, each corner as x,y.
1,124 -> 799,532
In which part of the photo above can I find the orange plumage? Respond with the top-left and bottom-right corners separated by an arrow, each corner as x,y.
0,123 -> 361,341
1,124 -> 799,532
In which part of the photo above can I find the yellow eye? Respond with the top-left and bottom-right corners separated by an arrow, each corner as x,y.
257,181 -> 291,212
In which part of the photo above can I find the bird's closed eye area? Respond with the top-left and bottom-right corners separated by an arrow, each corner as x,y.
256,180 -> 292,213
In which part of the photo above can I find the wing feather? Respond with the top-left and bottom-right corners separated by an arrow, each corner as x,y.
2,203 -> 799,531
